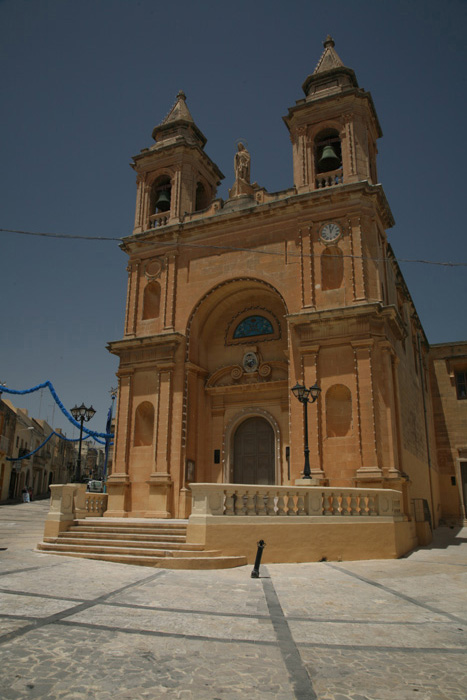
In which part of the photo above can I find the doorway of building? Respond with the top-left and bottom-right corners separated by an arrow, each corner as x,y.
233,417 -> 275,485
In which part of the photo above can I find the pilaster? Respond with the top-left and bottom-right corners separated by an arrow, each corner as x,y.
352,339 -> 382,482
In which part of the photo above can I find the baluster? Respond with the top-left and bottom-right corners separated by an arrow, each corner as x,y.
224,491 -> 235,515
349,492 -> 358,515
332,493 -> 340,515
368,493 -> 377,516
287,492 -> 296,516
232,491 -> 241,515
265,491 -> 275,515
245,491 -> 255,516
296,493 -> 306,516
324,492 -> 334,515
256,491 -> 266,516
360,493 -> 369,516
276,492 -> 286,516
341,492 -> 351,516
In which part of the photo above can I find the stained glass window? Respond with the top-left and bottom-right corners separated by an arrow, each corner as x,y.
233,315 -> 274,339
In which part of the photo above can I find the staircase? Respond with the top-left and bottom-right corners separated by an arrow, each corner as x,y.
37,519 -> 247,570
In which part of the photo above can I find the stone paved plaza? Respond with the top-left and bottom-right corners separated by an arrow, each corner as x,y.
0,501 -> 466,699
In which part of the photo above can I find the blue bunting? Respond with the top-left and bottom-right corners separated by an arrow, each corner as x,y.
6,430 -> 94,461
0,380 -> 114,439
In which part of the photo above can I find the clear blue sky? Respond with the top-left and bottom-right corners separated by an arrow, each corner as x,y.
1,0 -> 466,436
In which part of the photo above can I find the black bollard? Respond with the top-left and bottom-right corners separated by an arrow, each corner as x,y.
251,539 -> 266,578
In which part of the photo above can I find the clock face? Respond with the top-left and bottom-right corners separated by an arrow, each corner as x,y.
320,222 -> 341,243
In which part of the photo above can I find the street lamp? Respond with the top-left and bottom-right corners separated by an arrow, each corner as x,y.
291,382 -> 321,479
70,403 -> 96,483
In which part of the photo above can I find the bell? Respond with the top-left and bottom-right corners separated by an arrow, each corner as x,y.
318,144 -> 341,172
155,190 -> 171,212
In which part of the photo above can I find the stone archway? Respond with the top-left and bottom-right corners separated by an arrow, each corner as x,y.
233,416 -> 275,485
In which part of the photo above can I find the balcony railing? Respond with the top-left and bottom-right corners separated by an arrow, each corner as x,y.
148,213 -> 170,229
315,168 -> 343,189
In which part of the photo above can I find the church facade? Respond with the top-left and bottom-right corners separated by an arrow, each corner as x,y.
106,38 -> 453,526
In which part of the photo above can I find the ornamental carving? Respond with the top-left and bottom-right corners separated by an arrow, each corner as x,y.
144,258 -> 164,280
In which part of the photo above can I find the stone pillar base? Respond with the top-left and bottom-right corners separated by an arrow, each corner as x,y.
354,467 -> 384,489
146,473 -> 172,518
178,487 -> 192,519
104,473 -> 130,518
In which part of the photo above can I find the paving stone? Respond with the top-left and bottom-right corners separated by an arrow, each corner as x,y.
0,502 -> 466,699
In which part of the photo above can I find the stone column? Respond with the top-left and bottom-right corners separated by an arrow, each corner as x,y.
299,226 -> 315,309
292,126 -> 309,192
147,364 -> 174,517
352,340 -> 382,483
380,341 -> 402,479
133,174 -> 145,234
104,370 -> 132,517
349,217 -> 366,302
163,253 -> 177,331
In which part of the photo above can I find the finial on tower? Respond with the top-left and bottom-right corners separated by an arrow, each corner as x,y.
323,35 -> 335,48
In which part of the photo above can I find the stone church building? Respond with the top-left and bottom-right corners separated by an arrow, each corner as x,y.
105,37 -> 465,529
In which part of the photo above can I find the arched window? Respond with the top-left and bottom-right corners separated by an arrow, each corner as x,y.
234,315 -> 274,339
195,182 -> 210,211
134,402 -> 154,446
315,128 -> 342,174
321,246 -> 344,290
326,384 -> 352,437
151,176 -> 171,214
142,281 -> 161,320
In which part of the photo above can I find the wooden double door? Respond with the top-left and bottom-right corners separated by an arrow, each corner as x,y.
233,417 -> 275,485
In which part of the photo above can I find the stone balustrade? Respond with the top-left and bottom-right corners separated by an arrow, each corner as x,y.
186,483 -> 414,563
84,492 -> 108,515
43,484 -> 108,538
189,483 -> 403,520
315,168 -> 343,189
149,213 -> 169,228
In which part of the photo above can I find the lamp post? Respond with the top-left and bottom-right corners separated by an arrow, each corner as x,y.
70,403 -> 96,483
291,382 -> 321,479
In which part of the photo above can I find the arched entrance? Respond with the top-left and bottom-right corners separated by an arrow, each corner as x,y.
233,417 -> 275,485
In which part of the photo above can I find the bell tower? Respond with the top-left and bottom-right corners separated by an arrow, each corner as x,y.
131,91 -> 224,234
284,36 -> 381,192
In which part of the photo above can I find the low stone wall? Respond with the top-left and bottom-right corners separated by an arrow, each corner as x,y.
43,484 -> 108,538
187,484 -> 419,563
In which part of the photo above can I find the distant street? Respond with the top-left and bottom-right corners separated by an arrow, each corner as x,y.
0,502 -> 467,699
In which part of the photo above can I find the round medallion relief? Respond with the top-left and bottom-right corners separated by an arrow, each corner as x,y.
145,259 -> 163,279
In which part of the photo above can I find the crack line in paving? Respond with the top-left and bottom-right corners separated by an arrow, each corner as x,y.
0,569 -> 168,646
261,568 -> 318,700
327,563 -> 467,625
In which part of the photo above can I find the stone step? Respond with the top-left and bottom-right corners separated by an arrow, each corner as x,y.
37,542 -> 222,558
35,548 -> 247,570
64,530 -> 187,542
44,537 -> 206,551
74,519 -> 188,530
